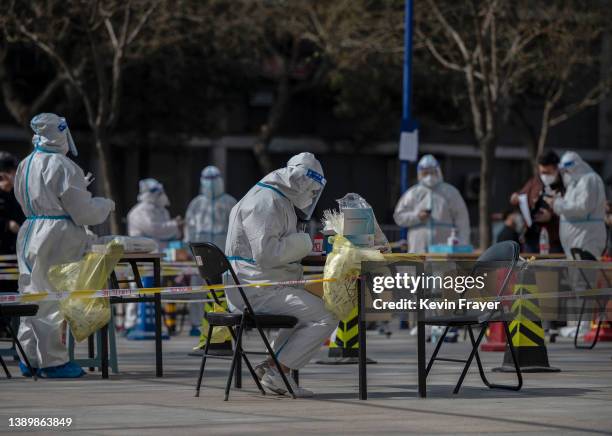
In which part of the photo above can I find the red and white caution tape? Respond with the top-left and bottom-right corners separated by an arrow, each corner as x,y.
0,277 -> 334,304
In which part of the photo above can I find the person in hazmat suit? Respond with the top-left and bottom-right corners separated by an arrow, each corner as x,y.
124,178 -> 182,332
393,154 -> 470,253
127,178 -> 182,246
15,113 -> 115,377
544,151 -> 607,259
184,166 -> 236,336
225,152 -> 336,397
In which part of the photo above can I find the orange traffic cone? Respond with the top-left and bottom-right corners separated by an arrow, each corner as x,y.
583,265 -> 612,342
482,268 -> 514,352
481,322 -> 507,351
584,320 -> 612,342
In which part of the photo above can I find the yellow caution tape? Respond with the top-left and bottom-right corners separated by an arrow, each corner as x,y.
0,277 -> 336,304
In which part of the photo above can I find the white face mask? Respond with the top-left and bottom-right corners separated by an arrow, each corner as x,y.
540,173 -> 557,186
421,174 -> 439,187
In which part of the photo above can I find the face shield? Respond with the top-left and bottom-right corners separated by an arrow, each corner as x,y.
138,178 -> 168,206
30,113 -> 78,156
417,155 -> 442,187
559,155 -> 577,186
295,168 -> 326,221
57,118 -> 78,156
200,166 -> 224,198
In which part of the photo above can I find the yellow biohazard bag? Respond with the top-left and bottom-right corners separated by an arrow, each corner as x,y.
196,301 -> 232,349
48,242 -> 124,342
323,235 -> 385,320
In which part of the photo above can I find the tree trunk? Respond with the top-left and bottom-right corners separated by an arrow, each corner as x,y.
253,73 -> 291,175
526,136 -> 539,176
478,139 -> 495,250
94,129 -> 120,234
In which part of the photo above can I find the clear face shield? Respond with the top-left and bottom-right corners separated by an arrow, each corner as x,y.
58,118 -> 78,156
295,168 -> 326,221
559,159 -> 576,185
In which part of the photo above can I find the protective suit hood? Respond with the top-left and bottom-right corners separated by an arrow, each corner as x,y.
417,154 -> 443,187
559,151 -> 593,186
138,178 -> 169,207
200,166 -> 224,199
30,113 -> 78,156
260,152 -> 325,220
553,151 -> 606,258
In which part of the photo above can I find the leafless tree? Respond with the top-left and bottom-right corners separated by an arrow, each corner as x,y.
191,0 -> 397,175
2,0 -> 171,233
413,0 -> 608,248
511,5 -> 612,167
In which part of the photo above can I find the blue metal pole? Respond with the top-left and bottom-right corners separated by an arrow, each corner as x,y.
400,0 -> 414,246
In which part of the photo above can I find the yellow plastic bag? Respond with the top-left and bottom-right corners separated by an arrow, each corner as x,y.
48,242 -> 124,342
323,235 -> 384,320
196,301 -> 233,349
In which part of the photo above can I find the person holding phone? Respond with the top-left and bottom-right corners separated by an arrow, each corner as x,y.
509,150 -> 564,253
394,154 -> 470,253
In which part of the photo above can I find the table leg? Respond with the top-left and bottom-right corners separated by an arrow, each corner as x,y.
88,335 -> 95,371
154,259 -> 163,377
417,283 -> 426,398
358,276 -> 367,400
101,323 -> 109,379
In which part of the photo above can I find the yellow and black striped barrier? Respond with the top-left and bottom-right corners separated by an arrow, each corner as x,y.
317,306 -> 377,365
494,275 -> 560,373
329,307 -> 359,358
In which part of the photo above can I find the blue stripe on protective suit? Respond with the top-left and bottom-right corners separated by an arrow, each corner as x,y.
256,182 -> 288,199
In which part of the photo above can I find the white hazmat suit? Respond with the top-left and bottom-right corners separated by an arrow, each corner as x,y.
125,179 -> 180,329
225,152 -> 337,370
184,166 -> 236,329
393,154 -> 470,253
15,113 -> 114,369
553,151 -> 607,259
184,166 -> 237,249
127,178 -> 180,244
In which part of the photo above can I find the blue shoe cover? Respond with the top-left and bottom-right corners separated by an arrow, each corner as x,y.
39,361 -> 85,378
19,362 -> 38,377
189,326 -> 201,337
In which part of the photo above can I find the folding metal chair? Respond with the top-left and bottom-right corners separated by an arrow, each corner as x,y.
571,248 -> 611,350
189,242 -> 299,400
425,240 -> 523,394
0,304 -> 38,380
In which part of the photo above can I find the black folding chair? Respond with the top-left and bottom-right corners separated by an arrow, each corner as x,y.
189,242 -> 298,400
0,304 -> 38,380
571,248 -> 611,350
425,240 -> 523,394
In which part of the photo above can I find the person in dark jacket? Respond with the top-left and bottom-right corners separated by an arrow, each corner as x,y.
509,150 -> 564,253
0,152 -> 25,293
496,209 -> 522,244
0,152 -> 25,255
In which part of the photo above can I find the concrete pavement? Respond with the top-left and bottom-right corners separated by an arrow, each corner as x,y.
1,328 -> 611,435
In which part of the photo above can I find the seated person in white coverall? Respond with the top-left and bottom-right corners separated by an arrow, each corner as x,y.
184,166 -> 237,336
224,152 -> 336,397
15,113 -> 114,377
393,154 -> 470,253
124,178 -> 182,331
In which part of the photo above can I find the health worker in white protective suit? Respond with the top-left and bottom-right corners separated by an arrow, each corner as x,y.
544,151 -> 607,259
127,178 -> 182,245
184,166 -> 236,336
125,179 -> 182,331
15,113 -> 114,378
393,154 -> 470,253
225,152 -> 336,397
